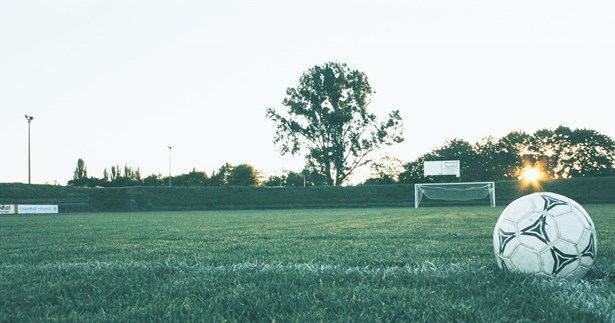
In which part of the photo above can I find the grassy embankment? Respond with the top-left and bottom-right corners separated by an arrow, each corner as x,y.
1,176 -> 613,212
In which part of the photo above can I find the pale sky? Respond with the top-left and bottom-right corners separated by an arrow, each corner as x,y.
2,1 -> 614,185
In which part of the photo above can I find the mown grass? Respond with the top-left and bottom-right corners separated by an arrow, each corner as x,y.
0,206 -> 613,322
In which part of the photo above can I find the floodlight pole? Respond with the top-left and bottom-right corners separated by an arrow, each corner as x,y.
168,146 -> 172,187
25,115 -> 34,184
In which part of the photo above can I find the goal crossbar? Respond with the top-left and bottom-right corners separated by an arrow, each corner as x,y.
414,182 -> 496,208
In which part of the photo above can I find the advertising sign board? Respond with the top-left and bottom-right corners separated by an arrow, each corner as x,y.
17,205 -> 59,214
424,160 -> 460,177
0,204 -> 17,215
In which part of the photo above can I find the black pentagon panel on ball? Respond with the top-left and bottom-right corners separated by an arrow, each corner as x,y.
498,228 -> 516,254
550,246 -> 579,275
520,214 -> 551,244
541,194 -> 568,211
581,234 -> 596,259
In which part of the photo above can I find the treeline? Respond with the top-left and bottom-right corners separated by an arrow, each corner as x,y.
68,161 -> 261,187
68,160 -> 332,188
68,126 -> 615,187
366,126 -> 615,184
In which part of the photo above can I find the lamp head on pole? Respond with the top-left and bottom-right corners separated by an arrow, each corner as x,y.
25,115 -> 34,122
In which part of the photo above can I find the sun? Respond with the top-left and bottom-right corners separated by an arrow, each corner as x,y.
521,167 -> 543,183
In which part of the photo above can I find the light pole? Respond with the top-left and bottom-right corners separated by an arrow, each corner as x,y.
168,146 -> 172,187
25,115 -> 34,184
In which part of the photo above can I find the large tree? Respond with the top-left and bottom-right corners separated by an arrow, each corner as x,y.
266,62 -> 404,186
209,163 -> 234,186
364,156 -> 404,185
67,158 -> 96,187
172,169 -> 209,186
526,126 -> 615,178
227,164 -> 260,186
72,158 -> 88,182
473,131 -> 533,180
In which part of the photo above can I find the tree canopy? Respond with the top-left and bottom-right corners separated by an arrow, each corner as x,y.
266,62 -> 404,186
67,161 -> 262,187
395,126 -> 615,184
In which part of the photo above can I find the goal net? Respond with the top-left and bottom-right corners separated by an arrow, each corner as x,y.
414,182 -> 495,208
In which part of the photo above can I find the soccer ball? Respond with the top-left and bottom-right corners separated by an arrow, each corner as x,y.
493,192 -> 597,281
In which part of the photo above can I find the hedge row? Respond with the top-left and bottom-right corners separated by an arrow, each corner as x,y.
0,177 -> 613,212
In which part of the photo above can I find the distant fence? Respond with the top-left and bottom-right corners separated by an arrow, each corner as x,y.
1,177 -> 614,213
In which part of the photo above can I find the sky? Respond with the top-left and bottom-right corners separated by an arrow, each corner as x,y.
1,0 -> 614,185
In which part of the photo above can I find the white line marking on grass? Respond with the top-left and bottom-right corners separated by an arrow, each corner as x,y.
534,272 -> 615,322
0,260 -> 488,276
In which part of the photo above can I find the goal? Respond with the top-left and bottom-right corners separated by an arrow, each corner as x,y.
414,182 -> 495,208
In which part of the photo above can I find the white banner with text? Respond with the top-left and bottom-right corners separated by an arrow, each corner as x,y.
424,160 -> 461,177
17,205 -> 59,214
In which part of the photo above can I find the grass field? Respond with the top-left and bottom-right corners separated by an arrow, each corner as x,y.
1,206 -> 614,322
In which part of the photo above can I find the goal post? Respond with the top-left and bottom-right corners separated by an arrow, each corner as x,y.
414,182 -> 496,208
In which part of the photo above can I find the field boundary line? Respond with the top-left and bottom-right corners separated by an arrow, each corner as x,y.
0,260 -> 490,275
